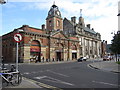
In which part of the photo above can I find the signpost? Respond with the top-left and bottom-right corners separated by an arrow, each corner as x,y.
13,33 -> 22,72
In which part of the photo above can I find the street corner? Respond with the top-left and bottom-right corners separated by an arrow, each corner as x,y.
3,77 -> 42,88
88,63 -> 100,70
88,61 -> 120,73
21,77 -> 61,89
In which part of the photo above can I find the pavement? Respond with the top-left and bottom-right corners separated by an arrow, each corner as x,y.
88,60 -> 120,73
2,59 -> 120,89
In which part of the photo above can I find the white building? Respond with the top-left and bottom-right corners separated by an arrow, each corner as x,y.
118,1 -> 120,31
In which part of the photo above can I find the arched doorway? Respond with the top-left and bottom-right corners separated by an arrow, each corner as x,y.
56,43 -> 64,61
72,45 -> 77,60
30,40 -> 41,62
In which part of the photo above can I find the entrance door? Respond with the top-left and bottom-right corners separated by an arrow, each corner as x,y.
30,40 -> 41,62
56,52 -> 61,61
72,53 -> 77,60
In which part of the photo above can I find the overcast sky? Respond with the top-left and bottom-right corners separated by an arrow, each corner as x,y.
0,0 -> 119,44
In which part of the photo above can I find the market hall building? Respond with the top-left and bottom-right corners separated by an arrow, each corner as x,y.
2,3 -> 102,63
2,4 -> 80,63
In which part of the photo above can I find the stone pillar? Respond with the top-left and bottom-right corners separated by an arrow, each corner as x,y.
23,46 -> 30,63
69,49 -> 72,60
41,47 -> 46,62
77,49 -> 80,59
64,49 -> 68,61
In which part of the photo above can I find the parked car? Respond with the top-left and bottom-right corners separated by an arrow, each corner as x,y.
78,57 -> 83,62
83,57 -> 87,61
103,56 -> 110,61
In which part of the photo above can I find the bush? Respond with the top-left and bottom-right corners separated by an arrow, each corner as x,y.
116,61 -> 120,64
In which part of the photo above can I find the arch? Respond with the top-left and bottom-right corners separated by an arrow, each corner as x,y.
30,40 -> 41,62
71,44 -> 77,60
71,44 -> 77,50
55,43 -> 64,61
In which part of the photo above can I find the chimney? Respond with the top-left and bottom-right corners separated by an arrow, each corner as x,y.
92,28 -> 94,30
41,24 -> 45,30
105,41 -> 107,44
71,16 -> 76,24
87,24 -> 90,29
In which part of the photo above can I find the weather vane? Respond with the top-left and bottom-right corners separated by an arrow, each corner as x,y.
80,9 -> 82,17
53,1 -> 55,5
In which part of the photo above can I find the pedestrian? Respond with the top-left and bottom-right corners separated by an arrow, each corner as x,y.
52,57 -> 54,62
42,57 -> 44,63
46,58 -> 48,62
35,56 -> 38,63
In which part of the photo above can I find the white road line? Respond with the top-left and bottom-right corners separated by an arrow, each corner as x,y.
34,76 -> 74,86
34,76 -> 47,80
23,72 -> 30,75
44,76 -> 74,86
92,81 -> 119,87
43,79 -> 74,86
47,70 -> 69,77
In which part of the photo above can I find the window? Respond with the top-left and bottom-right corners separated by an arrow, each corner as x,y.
57,20 -> 60,26
49,20 -> 52,26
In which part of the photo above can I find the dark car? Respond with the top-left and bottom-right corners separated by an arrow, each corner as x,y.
78,57 -> 83,62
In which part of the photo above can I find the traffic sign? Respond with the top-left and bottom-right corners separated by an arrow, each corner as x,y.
14,33 -> 22,43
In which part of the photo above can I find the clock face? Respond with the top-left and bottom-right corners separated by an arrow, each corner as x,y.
56,11 -> 60,15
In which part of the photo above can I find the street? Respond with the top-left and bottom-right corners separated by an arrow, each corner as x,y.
18,60 -> 119,88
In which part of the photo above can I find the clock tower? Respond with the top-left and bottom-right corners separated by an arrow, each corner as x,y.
46,3 -> 63,31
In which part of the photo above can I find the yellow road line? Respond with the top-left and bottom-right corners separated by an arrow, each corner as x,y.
23,77 -> 63,90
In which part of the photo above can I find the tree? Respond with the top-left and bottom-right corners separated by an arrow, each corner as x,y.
110,31 -> 120,61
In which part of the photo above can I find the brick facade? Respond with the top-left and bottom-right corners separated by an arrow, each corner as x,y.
2,4 -> 80,63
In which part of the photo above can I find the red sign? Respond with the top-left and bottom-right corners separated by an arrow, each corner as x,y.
14,33 -> 22,43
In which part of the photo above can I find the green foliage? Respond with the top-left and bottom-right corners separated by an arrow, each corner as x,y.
110,31 -> 120,54
116,61 -> 120,64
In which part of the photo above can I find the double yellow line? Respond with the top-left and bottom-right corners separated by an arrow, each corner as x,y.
23,77 -> 63,90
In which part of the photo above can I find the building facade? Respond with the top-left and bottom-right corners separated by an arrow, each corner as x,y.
63,16 -> 102,59
2,3 -> 102,63
2,4 -> 80,63
118,1 -> 120,31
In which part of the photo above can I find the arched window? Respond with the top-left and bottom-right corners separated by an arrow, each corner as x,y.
57,20 -> 60,26
49,20 -> 52,26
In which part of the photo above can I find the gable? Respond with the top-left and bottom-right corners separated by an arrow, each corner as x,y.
51,31 -> 68,39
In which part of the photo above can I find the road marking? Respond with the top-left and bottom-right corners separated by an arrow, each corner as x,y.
23,77 -> 61,89
43,79 -> 74,86
34,76 -> 74,86
92,81 -> 119,87
47,70 -> 69,77
34,76 -> 47,80
23,72 -> 30,75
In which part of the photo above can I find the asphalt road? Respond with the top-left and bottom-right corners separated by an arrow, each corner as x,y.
19,60 -> 119,88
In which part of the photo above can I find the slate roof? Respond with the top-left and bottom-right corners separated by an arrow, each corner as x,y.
84,27 -> 97,35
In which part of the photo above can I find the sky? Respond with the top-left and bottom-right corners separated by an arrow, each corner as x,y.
0,0 -> 119,44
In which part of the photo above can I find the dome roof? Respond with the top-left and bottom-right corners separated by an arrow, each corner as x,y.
47,4 -> 62,19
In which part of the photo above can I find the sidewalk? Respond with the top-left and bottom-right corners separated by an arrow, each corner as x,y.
20,60 -> 76,65
3,77 -> 41,88
89,60 -> 120,73
3,77 -> 59,89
